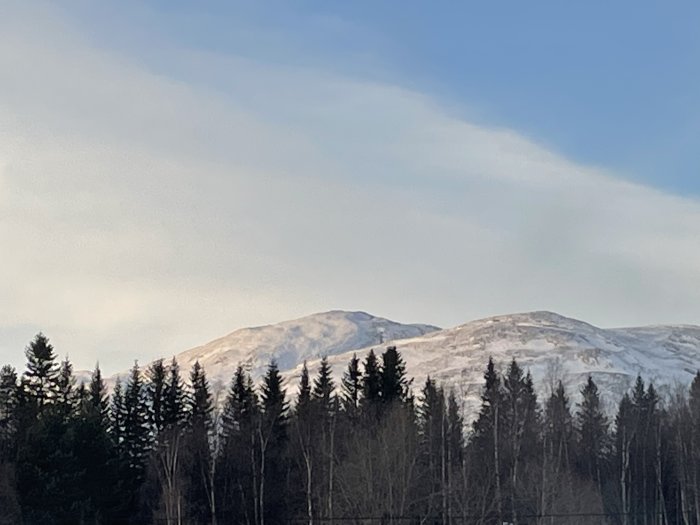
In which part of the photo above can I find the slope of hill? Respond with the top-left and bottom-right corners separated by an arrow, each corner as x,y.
291,311 -> 700,418
159,310 -> 439,390
112,310 -> 700,420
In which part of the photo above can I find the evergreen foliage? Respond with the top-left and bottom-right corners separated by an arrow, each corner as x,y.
5,334 -> 700,524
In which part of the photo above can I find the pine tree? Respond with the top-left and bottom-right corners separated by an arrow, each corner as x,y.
501,361 -> 540,523
418,377 -> 447,521
55,357 -> 76,417
297,362 -> 311,412
292,362 -> 314,523
575,376 -> 609,497
110,377 -> 126,447
154,358 -> 188,525
380,346 -> 408,405
259,360 -> 288,524
188,361 -> 213,430
470,357 -> 504,522
544,381 -> 573,472
162,357 -> 187,429
218,365 -> 259,524
340,354 -> 361,416
147,359 -> 167,434
361,350 -> 381,412
312,356 -> 335,411
312,357 -> 338,521
185,361 -> 215,524
88,364 -> 109,423
0,366 -> 18,460
23,333 -> 59,411
615,392 -> 634,525
121,362 -> 152,516
74,365 -> 119,522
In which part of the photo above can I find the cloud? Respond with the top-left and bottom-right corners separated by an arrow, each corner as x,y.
1,2 -> 699,373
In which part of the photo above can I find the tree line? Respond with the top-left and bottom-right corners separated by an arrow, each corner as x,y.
2,333 -> 700,524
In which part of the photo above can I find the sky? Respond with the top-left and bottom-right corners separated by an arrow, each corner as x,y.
1,1 -> 699,373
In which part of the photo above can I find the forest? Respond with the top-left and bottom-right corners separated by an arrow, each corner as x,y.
1,333 -> 700,524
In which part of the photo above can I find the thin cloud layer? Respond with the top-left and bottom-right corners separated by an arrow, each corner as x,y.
1,3 -> 699,373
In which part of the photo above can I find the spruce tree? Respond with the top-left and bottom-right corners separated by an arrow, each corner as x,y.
380,346 -> 408,405
340,354 -> 361,416
55,357 -> 76,418
74,365 -> 119,522
185,361 -> 215,524
0,366 -> 18,460
292,362 -> 314,523
23,333 -> 59,411
88,364 -> 109,423
162,357 -> 187,429
110,377 -> 126,447
361,350 -> 381,412
147,359 -> 167,434
297,361 -> 311,412
188,361 -> 213,430
544,381 -> 573,472
312,356 -> 335,411
470,357 -> 504,522
418,377 -> 447,521
260,360 -> 288,524
121,362 -> 152,516
575,376 -> 609,496
218,366 -> 259,523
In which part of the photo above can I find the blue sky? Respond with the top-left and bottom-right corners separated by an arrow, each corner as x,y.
77,0 -> 700,194
1,1 -> 700,372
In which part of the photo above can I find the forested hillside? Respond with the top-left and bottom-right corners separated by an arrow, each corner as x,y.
1,333 -> 700,524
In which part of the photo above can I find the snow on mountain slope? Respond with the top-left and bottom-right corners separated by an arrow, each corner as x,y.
150,310 -> 439,391
290,311 -> 700,420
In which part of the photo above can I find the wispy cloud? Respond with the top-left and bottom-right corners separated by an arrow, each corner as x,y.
1,2 -> 699,373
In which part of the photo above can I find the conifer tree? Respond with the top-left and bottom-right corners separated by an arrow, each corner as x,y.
615,392 -> 634,524
88,364 -> 109,423
544,381 -> 573,472
292,362 -> 314,523
121,362 -> 152,517
147,358 -> 167,434
575,376 -> 609,497
185,361 -> 215,524
312,356 -> 335,411
23,333 -> 59,411
340,354 -> 361,416
218,365 -> 259,524
297,361 -> 311,412
312,357 -> 338,521
188,361 -> 213,430
0,366 -> 18,460
73,365 -> 119,523
162,357 -> 187,429
380,346 -> 408,405
361,350 -> 381,412
55,357 -> 76,417
259,360 -> 288,524
501,361 -> 540,523
110,377 -> 126,447
470,357 -> 503,522
418,377 -> 447,521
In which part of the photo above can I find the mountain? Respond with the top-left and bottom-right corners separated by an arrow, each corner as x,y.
115,309 -> 700,420
161,310 -> 439,391
291,311 -> 700,418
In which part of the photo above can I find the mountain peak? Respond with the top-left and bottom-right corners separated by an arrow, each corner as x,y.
167,310 -> 439,386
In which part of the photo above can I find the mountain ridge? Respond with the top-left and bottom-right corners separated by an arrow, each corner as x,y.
105,309 -> 700,420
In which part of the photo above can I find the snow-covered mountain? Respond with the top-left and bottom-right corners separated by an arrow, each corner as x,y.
290,311 -> 700,419
117,310 -> 700,420
156,310 -> 439,392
